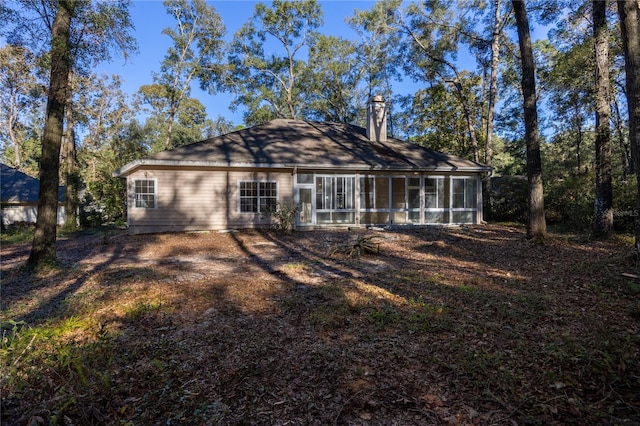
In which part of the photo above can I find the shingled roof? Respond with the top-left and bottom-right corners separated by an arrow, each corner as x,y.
1,163 -> 65,203
114,119 -> 490,177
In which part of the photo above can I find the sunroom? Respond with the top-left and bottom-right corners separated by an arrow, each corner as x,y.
294,172 -> 481,227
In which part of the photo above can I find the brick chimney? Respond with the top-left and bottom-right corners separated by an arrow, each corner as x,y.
366,95 -> 387,142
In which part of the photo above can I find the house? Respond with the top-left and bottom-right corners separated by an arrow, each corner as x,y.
114,97 -> 491,235
1,163 -> 66,227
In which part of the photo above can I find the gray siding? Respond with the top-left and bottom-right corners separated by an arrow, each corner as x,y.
127,168 -> 293,234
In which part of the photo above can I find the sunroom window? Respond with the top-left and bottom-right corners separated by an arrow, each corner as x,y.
424,177 -> 446,223
451,177 -> 478,223
316,176 -> 355,224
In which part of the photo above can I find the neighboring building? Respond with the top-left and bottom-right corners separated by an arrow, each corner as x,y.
1,163 -> 66,227
114,97 -> 491,235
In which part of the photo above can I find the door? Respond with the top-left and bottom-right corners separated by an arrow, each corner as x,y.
297,187 -> 314,225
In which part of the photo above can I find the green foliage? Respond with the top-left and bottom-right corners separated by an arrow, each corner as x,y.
545,172 -> 594,232
0,225 -> 35,244
612,179 -> 639,234
261,202 -> 300,233
0,45 -> 45,172
81,117 -> 148,225
491,135 -> 526,176
227,0 -> 323,124
404,83 -> 473,157
543,170 -> 637,235
305,35 -> 363,123
134,0 -> 226,151
1,316 -> 119,424
489,176 -> 528,223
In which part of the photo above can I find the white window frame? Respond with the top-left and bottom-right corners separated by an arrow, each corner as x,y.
315,174 -> 356,224
423,176 -> 447,224
450,176 -> 478,224
424,176 -> 445,207
133,178 -> 157,209
238,181 -> 278,213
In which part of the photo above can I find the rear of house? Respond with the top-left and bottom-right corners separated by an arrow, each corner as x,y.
114,99 -> 490,234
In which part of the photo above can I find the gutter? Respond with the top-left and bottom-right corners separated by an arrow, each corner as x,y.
113,159 -> 491,177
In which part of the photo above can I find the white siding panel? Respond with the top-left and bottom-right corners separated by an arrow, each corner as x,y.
1,204 -> 66,226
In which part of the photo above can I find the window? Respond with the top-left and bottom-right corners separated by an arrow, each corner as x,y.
316,176 -> 355,224
451,177 -> 478,223
407,177 -> 421,223
296,173 -> 314,184
359,176 -> 389,210
425,177 -> 444,209
239,181 -> 277,213
424,177 -> 447,224
360,177 -> 375,209
358,176 -> 391,225
134,179 -> 156,208
451,177 -> 477,209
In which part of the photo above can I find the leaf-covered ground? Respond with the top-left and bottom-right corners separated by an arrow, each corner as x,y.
1,225 -> 639,425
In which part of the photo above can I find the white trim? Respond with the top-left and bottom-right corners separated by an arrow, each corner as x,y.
449,176 -> 479,224
237,180 -> 279,214
132,178 -> 157,209
113,159 -> 490,178
314,174 -> 357,225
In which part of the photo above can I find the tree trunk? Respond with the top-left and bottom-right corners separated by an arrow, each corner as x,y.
483,0 -> 502,220
164,105 -> 176,150
573,103 -> 583,173
63,73 -> 79,229
8,92 -> 21,169
484,0 -> 501,169
613,96 -> 633,179
27,1 -> 75,268
617,0 -> 640,253
593,0 -> 614,238
512,0 -> 546,240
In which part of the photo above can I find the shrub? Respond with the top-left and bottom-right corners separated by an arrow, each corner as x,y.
545,173 -> 594,232
545,174 -> 638,234
612,179 -> 638,234
261,202 -> 300,233
488,176 -> 528,223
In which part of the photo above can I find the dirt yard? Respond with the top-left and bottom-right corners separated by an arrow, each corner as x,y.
1,225 -> 639,425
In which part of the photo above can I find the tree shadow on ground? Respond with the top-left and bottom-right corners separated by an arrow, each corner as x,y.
1,225 -> 638,425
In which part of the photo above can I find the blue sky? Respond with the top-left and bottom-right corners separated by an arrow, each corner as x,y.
105,0 -> 381,126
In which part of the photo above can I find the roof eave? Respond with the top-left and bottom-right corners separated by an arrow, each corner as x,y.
113,159 -> 491,177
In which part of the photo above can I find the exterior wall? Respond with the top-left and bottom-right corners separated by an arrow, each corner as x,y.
1,204 -> 66,226
125,167 -> 484,234
126,167 -> 294,234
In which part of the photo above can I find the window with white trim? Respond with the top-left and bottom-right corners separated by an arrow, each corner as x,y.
316,176 -> 355,224
425,177 -> 444,209
451,177 -> 477,209
424,177 -> 447,224
451,177 -> 478,223
134,179 -> 156,208
239,181 -> 277,213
